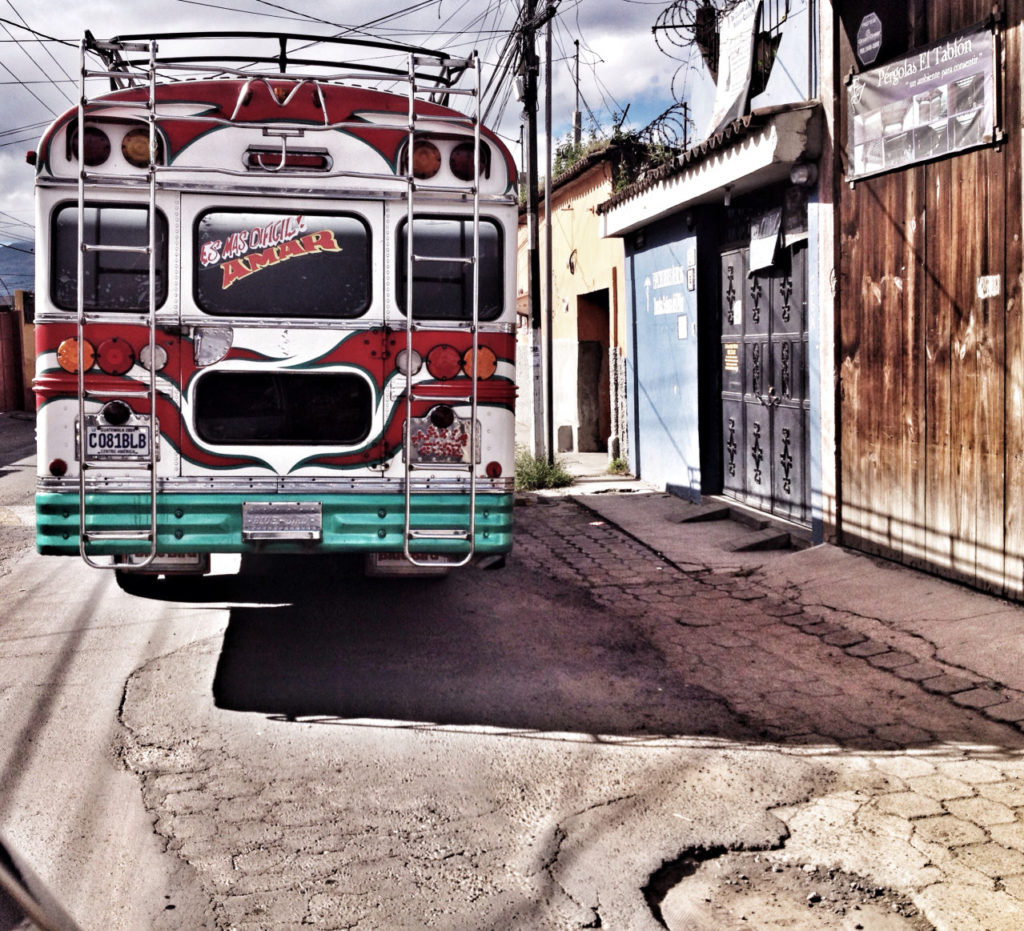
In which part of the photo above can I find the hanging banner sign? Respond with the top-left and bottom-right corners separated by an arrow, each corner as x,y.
706,0 -> 758,136
749,207 -> 782,273
847,22 -> 996,180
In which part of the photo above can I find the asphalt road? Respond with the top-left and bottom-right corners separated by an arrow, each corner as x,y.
5,410 -> 1024,930
0,412 -> 822,930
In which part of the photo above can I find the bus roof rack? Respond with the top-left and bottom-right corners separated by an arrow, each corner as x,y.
86,30 -> 473,91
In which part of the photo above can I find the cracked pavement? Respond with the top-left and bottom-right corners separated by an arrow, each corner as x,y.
108,491 -> 1024,929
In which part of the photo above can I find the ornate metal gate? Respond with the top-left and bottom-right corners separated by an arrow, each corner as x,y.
720,244 -> 809,523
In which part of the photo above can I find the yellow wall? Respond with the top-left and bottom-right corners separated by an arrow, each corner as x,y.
516,158 -> 627,353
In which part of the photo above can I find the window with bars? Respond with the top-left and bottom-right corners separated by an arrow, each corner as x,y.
695,1 -> 791,99
751,0 -> 790,97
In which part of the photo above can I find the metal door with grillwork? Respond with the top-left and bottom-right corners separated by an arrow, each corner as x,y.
720,244 -> 809,523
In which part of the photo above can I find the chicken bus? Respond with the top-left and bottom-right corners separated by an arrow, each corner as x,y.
30,31 -> 517,586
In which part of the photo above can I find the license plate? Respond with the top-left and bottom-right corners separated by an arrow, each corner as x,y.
115,553 -> 210,574
84,422 -> 153,460
242,501 -> 322,541
364,551 -> 459,577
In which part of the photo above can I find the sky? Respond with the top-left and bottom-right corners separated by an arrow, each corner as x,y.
0,0 -> 712,250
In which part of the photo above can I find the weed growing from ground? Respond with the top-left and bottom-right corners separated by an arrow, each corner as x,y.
514,448 -> 575,491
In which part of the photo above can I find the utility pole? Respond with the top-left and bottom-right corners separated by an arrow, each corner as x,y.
522,1 -> 556,460
523,0 -> 544,459
544,13 -> 554,464
573,39 -> 581,146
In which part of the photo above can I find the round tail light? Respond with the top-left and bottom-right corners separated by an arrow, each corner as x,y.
395,348 -> 423,376
57,338 -> 95,373
429,405 -> 456,429
426,344 -> 462,380
96,337 -> 136,375
100,400 -> 132,426
450,141 -> 490,181
122,127 -> 164,168
71,126 -> 111,166
139,343 -> 168,372
462,346 -> 497,379
410,140 -> 442,179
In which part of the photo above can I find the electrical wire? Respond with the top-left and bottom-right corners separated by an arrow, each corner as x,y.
5,2 -> 75,100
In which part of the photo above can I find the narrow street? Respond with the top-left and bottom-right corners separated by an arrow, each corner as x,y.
3,414 -> 1024,929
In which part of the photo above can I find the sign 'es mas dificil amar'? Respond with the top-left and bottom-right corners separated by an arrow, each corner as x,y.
847,21 -> 997,181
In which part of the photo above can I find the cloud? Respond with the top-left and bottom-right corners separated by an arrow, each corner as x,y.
0,1 -> 691,237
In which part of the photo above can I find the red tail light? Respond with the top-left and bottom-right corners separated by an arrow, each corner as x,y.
426,344 -> 461,380
450,141 -> 491,181
411,140 -> 442,179
96,337 -> 136,376
69,125 -> 111,166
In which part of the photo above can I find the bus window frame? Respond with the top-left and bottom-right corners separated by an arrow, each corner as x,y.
394,214 -> 504,322
50,201 -> 170,313
192,206 -> 374,320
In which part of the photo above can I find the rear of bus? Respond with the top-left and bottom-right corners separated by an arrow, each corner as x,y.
31,34 -> 518,580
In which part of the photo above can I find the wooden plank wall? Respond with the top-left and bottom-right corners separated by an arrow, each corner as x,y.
838,0 -> 1024,597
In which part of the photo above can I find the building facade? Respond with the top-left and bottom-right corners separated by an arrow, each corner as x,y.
600,0 -> 833,538
835,0 -> 1024,597
597,0 -> 1024,600
516,147 -> 629,460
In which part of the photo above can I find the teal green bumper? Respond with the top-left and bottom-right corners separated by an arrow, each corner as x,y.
36,491 -> 513,556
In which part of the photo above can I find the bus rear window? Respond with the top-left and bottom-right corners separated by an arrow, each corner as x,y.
396,217 -> 503,321
194,372 -> 372,445
52,204 -> 168,312
195,211 -> 370,318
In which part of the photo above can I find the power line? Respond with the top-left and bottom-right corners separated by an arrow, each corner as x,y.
0,15 -> 74,46
0,120 -> 50,137
5,2 -> 75,100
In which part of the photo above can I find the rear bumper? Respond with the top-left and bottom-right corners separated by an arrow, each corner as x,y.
36,491 -> 513,556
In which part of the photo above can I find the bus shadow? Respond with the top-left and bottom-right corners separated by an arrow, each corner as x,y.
207,552 -> 754,741
197,550 -> 1024,752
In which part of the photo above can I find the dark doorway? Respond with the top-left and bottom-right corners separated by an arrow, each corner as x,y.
577,290 -> 611,453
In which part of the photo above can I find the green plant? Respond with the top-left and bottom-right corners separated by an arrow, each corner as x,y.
607,457 -> 630,475
551,129 -> 604,178
514,448 -> 574,491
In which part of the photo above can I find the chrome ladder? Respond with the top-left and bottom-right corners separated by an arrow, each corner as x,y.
401,52 -> 482,568
75,37 -> 160,568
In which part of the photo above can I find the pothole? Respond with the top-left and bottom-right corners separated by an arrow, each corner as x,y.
645,849 -> 934,930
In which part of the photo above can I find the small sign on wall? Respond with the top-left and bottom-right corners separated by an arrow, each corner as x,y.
977,274 -> 1001,299
857,12 -> 883,66
677,315 -> 688,340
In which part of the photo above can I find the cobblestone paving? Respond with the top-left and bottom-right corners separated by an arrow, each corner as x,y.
518,496 -> 1024,930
